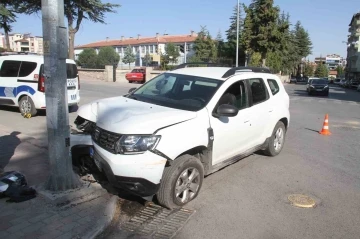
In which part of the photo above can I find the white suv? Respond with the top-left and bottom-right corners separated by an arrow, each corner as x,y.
71,65 -> 290,209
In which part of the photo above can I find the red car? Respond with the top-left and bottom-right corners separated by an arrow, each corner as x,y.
125,68 -> 146,83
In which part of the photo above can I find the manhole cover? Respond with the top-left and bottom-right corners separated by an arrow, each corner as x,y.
288,194 -> 316,208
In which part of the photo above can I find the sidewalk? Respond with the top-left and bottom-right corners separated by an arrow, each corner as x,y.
0,125 -> 117,239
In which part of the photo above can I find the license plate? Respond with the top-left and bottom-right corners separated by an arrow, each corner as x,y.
132,75 -> 137,78
316,89 -> 322,91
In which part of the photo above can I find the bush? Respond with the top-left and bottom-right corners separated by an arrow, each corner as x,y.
77,48 -> 98,68
97,46 -> 120,67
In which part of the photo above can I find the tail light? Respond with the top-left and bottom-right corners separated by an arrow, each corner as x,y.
37,74 -> 45,92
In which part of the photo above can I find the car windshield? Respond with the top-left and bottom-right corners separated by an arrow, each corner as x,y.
131,69 -> 144,73
128,73 -> 223,111
312,79 -> 328,84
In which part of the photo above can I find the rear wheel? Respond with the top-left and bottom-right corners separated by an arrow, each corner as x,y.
263,121 -> 286,157
19,96 -> 37,117
157,155 -> 204,209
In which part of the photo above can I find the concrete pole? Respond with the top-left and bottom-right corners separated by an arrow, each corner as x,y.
236,0 -> 240,67
41,0 -> 80,191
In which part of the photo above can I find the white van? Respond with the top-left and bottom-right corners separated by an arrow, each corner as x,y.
0,54 -> 80,116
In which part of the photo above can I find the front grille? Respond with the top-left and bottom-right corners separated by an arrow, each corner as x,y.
92,127 -> 121,153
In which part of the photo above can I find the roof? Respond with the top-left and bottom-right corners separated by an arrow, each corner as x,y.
349,12 -> 360,26
75,34 -> 198,49
0,54 -> 75,63
15,39 -> 29,43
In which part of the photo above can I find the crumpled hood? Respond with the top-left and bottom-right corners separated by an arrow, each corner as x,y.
76,96 -> 197,134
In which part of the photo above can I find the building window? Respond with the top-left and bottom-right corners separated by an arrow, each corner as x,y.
31,43 -> 34,46
150,45 -> 153,53
135,46 -> 139,53
155,45 -> 158,53
142,46 -> 145,54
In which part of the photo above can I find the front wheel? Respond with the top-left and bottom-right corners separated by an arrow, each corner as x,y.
263,121 -> 286,157
19,96 -> 37,117
157,155 -> 204,209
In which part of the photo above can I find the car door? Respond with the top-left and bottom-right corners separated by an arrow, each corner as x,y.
209,79 -> 255,165
246,78 -> 273,146
0,60 -> 21,106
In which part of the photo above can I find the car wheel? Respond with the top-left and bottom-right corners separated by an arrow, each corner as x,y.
19,96 -> 37,117
157,154 -> 204,209
263,121 -> 286,157
128,81 -> 132,83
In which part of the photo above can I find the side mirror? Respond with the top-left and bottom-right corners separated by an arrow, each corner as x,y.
128,87 -> 137,93
215,104 -> 238,117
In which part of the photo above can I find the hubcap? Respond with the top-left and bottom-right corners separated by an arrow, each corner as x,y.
273,127 -> 284,151
20,100 -> 31,113
175,167 -> 200,204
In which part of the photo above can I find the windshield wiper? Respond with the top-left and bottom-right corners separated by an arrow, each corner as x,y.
127,95 -> 138,100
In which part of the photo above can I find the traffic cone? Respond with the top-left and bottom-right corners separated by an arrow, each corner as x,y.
319,114 -> 331,135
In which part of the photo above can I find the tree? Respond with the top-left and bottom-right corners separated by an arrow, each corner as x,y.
293,21 -> 312,74
18,0 -> 120,59
97,46 -> 119,67
215,29 -> 226,58
304,61 -> 314,77
0,2 -> 17,50
248,52 -> 261,66
165,43 -> 180,64
193,26 -> 217,61
77,48 -> 98,68
122,45 -> 136,69
143,52 -> 152,66
247,0 -> 287,67
314,63 -> 328,78
336,65 -> 344,77
226,4 -> 244,63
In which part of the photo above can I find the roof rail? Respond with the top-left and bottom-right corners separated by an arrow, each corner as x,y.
222,66 -> 271,78
172,62 -> 232,70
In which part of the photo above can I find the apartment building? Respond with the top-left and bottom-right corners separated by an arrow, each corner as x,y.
74,31 -> 198,68
346,12 -> 360,79
0,32 -> 43,54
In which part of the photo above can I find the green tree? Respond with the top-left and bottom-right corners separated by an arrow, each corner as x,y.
226,4 -> 243,63
293,21 -> 312,74
77,48 -> 98,68
0,2 -> 17,50
143,52 -> 152,66
304,61 -> 314,77
248,52 -> 261,66
247,0 -> 287,67
122,45 -> 136,69
266,51 -> 282,73
96,46 -> 119,67
336,65 -> 344,77
160,52 -> 169,69
165,43 -> 180,64
215,29 -> 226,58
314,63 -> 328,78
19,0 -> 120,59
193,26 -> 217,61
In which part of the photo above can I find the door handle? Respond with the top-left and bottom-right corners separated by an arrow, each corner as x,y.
244,120 -> 250,123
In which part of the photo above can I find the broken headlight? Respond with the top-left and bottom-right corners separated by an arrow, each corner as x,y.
115,135 -> 161,154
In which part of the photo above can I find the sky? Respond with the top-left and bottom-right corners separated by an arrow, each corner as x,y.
9,0 -> 360,60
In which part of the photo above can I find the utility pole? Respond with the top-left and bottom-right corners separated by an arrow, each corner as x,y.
236,0 -> 239,67
42,0 -> 80,191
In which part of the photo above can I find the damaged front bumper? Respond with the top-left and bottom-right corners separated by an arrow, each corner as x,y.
70,133 -> 166,197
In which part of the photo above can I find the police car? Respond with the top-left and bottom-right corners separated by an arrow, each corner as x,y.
0,54 -> 80,116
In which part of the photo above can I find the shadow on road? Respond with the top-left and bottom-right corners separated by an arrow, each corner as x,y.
0,132 -> 21,172
0,105 -> 77,117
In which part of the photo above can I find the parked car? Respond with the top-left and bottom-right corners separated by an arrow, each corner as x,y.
339,79 -> 347,87
125,68 -> 146,83
290,77 -> 297,84
296,77 -> 306,84
71,65 -> 290,209
333,78 -> 342,85
357,84 -> 360,91
350,80 -> 359,89
344,80 -> 352,88
0,54 -> 80,116
306,78 -> 329,96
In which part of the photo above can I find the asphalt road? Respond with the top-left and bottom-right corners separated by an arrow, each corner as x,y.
1,81 -> 360,239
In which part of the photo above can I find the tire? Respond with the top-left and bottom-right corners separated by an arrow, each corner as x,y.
157,155 -> 204,209
128,81 -> 132,83
263,121 -> 286,157
19,96 -> 37,117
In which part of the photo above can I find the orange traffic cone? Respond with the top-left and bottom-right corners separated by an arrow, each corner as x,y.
319,114 -> 331,135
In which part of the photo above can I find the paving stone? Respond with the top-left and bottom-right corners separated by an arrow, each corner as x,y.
6,221 -> 31,233
57,222 -> 80,232
29,212 -> 54,223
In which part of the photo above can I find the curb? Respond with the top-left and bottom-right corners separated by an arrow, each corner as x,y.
84,195 -> 118,239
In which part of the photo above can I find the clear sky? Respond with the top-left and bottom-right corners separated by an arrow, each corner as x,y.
9,0 -> 359,60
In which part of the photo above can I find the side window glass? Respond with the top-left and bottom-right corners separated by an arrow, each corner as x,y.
267,79 -> 280,95
19,61 -> 37,77
249,78 -> 268,105
0,60 -> 21,77
216,80 -> 248,110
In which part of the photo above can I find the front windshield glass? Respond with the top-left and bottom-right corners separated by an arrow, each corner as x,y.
312,79 -> 328,84
128,73 -> 223,111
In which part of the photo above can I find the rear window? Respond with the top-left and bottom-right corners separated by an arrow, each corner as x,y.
0,60 -> 21,77
40,63 -> 78,79
267,79 -> 280,95
19,61 -> 37,77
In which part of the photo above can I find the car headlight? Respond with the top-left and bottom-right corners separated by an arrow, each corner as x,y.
310,85 -> 315,88
115,135 -> 161,154
324,85 -> 329,88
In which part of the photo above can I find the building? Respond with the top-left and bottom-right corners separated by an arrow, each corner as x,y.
314,54 -> 345,78
346,12 -> 360,79
0,32 -> 43,54
74,31 -> 198,68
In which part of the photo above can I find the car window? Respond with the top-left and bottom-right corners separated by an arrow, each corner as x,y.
248,78 -> 268,105
216,80 -> 248,110
0,60 -> 21,77
267,79 -> 280,95
312,79 -> 327,84
131,73 -> 223,111
66,64 -> 78,79
18,61 -> 37,77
